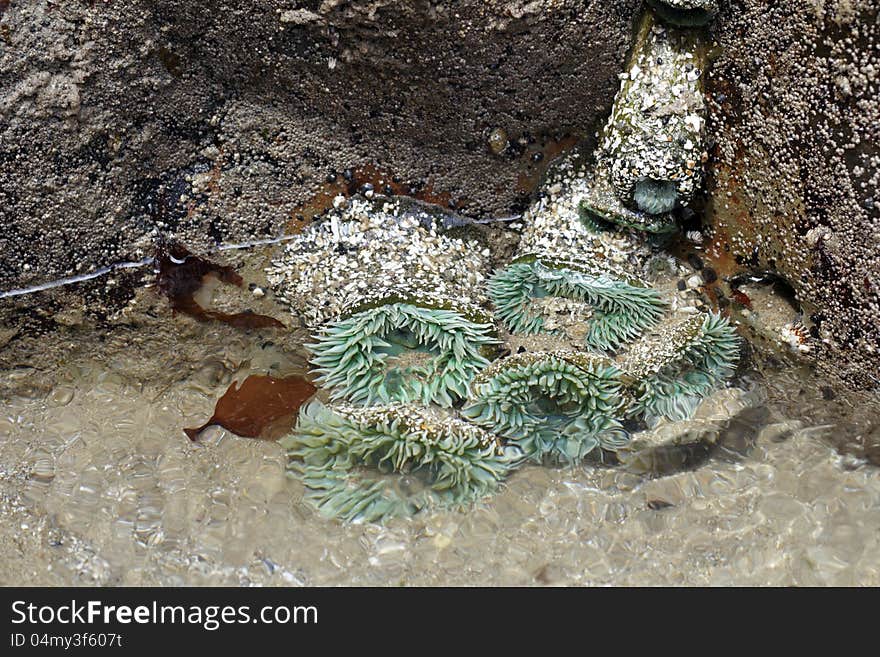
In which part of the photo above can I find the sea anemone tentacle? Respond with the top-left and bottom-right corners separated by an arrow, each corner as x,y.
621,312 -> 741,424
309,301 -> 497,406
490,151 -> 666,349
280,401 -> 521,523
488,258 -> 666,353
463,351 -> 630,464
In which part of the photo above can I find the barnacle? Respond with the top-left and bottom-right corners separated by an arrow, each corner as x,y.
267,196 -> 497,405
780,321 -> 812,354
582,8 -> 709,232
463,351 -> 629,464
621,312 -> 740,424
488,156 -> 666,352
280,400 -> 520,522
489,257 -> 666,352
309,301 -> 496,406
646,0 -> 719,27
579,161 -> 680,234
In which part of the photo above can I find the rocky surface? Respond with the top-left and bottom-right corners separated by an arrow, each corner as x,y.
702,0 -> 880,390
1,0 -> 879,391
0,0 -> 637,289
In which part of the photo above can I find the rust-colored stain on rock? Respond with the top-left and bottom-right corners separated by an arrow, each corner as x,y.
156,244 -> 285,330
515,134 -> 580,194
185,374 -> 317,441
287,164 -> 454,231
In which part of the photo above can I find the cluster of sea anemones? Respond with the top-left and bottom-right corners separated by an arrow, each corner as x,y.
268,3 -> 739,523
267,184 -> 739,522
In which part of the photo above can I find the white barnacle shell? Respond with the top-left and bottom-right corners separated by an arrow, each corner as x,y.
684,113 -> 702,133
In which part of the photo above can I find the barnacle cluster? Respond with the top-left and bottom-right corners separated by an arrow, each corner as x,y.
581,8 -> 709,233
267,196 -> 497,407
281,401 -> 520,522
270,3 -> 739,523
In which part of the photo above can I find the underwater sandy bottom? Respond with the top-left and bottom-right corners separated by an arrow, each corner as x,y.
2,345 -> 879,587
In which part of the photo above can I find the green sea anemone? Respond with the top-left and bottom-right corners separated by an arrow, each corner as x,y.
488,149 -> 666,344
488,257 -> 666,352
309,301 -> 496,406
622,312 -> 740,424
267,196 -> 497,405
463,351 -> 630,464
281,401 -> 520,523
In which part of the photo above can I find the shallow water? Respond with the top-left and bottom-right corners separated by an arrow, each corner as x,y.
2,329 -> 880,586
2,231 -> 880,587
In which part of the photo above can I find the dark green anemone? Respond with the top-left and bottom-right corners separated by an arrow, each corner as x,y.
488,258 -> 666,352
624,312 -> 740,424
633,178 -> 679,215
309,302 -> 497,407
463,351 -> 629,464
281,401 -> 520,523
646,0 -> 718,27
579,164 -> 680,234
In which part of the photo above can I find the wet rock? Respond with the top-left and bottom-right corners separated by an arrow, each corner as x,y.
703,1 -> 880,390
0,0 -> 638,292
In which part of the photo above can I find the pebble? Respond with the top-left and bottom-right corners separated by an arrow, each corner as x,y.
487,128 -> 508,155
